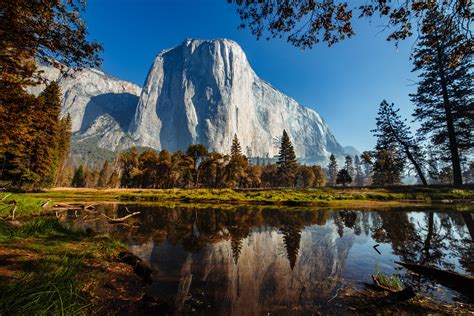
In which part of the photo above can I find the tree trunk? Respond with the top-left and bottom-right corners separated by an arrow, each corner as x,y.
435,44 -> 463,186
404,146 -> 428,185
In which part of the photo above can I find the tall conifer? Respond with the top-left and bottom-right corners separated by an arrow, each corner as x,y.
277,130 -> 298,186
410,8 -> 472,185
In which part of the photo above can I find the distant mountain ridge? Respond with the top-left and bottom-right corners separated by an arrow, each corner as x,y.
35,38 -> 350,165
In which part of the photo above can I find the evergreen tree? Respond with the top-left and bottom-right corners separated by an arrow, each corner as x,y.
71,165 -> 86,188
373,100 -> 428,185
360,151 -> 374,185
0,86 -> 37,187
226,134 -> 249,187
336,169 -> 352,187
276,130 -> 298,186
354,155 -> 364,187
410,8 -> 472,186
29,81 -> 62,187
372,149 -> 404,186
1,0 -> 100,188
327,154 -> 338,186
230,134 -> 242,158
55,114 -> 72,186
344,155 -> 354,183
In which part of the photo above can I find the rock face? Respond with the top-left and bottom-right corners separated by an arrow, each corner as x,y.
36,39 -> 346,162
130,39 -> 343,161
31,64 -> 142,152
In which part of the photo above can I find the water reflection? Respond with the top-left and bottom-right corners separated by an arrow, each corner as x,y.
67,205 -> 473,314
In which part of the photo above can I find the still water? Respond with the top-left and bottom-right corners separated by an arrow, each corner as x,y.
67,205 -> 473,314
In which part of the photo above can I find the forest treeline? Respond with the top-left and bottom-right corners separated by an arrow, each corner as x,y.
71,132 -> 328,189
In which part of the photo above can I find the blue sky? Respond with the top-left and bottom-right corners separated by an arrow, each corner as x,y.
83,0 -> 418,152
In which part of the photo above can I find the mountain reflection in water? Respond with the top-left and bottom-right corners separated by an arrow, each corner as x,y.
68,205 -> 473,314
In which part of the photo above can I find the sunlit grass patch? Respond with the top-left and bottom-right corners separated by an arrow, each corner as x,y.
0,218 -> 125,315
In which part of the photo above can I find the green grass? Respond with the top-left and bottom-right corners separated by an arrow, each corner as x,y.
0,218 -> 125,315
0,193 -> 48,218
2,186 -> 473,217
0,254 -> 91,315
374,265 -> 405,292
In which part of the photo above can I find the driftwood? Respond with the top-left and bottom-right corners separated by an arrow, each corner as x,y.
11,205 -> 17,220
396,261 -> 474,299
101,211 -> 140,223
41,199 -> 52,208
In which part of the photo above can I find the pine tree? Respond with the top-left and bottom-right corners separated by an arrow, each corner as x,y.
360,151 -> 374,185
344,156 -> 354,183
336,169 -> 352,187
71,165 -> 86,188
231,134 -> 242,158
410,8 -> 472,186
0,85 -> 37,187
276,130 -> 298,187
372,149 -> 404,186
29,81 -> 62,188
55,114 -> 72,186
373,100 -> 428,185
354,155 -> 364,186
327,154 -> 338,186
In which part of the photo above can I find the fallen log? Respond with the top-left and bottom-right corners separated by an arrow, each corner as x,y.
396,261 -> 474,299
101,211 -> 140,223
119,251 -> 153,283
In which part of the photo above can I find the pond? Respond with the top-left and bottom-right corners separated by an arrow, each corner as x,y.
65,204 -> 473,314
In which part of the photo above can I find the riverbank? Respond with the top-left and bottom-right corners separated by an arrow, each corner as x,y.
8,186 -> 474,212
1,217 -> 471,314
0,217 -> 155,314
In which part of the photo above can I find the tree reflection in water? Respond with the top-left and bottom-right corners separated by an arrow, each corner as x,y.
68,205 -> 473,314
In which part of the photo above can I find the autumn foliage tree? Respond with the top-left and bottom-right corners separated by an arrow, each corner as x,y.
229,0 -> 471,51
0,0 -> 101,189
